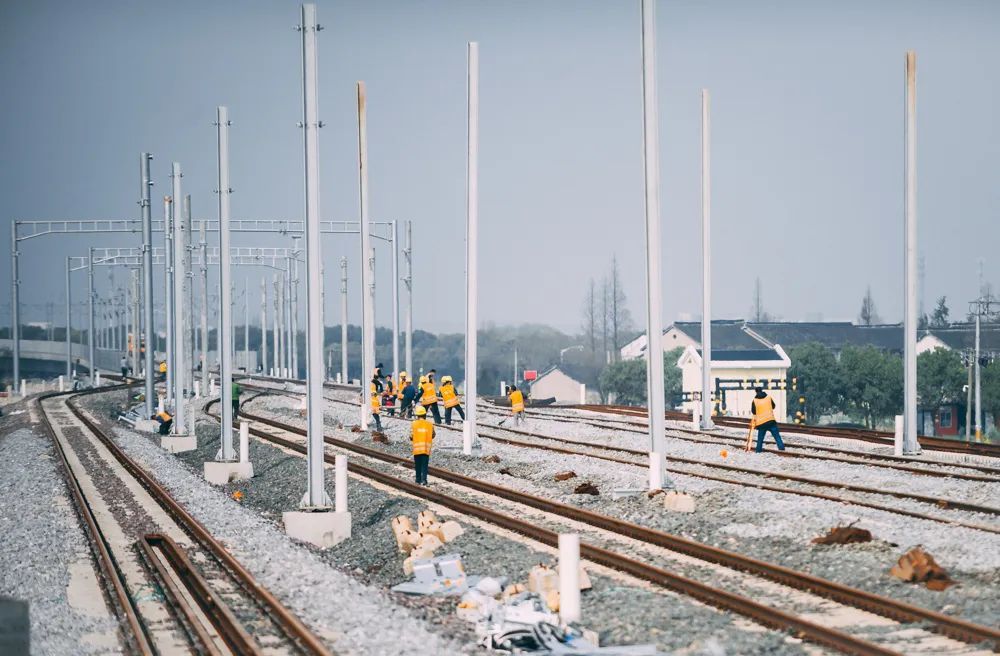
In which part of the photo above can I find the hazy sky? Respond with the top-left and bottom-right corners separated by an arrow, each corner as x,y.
2,0 -> 998,335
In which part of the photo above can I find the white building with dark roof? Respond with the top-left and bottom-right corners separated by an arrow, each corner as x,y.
677,345 -> 791,419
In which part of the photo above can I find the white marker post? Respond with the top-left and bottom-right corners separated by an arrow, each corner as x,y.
640,0 -> 672,490
464,41 -> 479,456
558,533 -> 581,624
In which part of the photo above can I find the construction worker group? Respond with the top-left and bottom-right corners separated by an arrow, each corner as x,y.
366,364 -> 527,485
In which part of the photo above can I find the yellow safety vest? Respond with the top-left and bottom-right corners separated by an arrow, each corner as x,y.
412,419 -> 434,455
159,362 -> 167,374
371,394 -> 381,414
440,384 -> 460,408
509,390 -> 525,413
156,411 -> 172,422
420,382 -> 438,405
753,394 -> 775,425
397,382 -> 407,400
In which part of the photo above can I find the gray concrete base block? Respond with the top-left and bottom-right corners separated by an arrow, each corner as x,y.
203,461 -> 254,485
0,597 -> 29,656
134,419 -> 160,433
160,434 -> 197,453
282,510 -> 351,549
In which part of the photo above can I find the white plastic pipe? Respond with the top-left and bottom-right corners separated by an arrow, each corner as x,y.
21,380 -> 27,397
194,380 -> 201,398
894,414 -> 904,457
558,533 -> 581,623
157,395 -> 164,414
58,375 -> 64,392
239,421 -> 250,464
94,372 -> 100,387
335,454 -> 348,513
691,402 -> 700,430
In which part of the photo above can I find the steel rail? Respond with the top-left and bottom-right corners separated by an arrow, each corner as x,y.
56,386 -> 332,656
35,388 -> 156,655
224,397 -> 1000,651
206,401 -> 902,656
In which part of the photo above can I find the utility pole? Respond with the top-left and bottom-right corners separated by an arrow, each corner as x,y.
171,163 -> 186,435
260,277 -> 268,375
277,273 -> 285,377
288,3 -> 342,541
272,275 -> 279,376
340,256 -> 348,382
216,106 -> 234,459
464,41 -> 479,455
700,89 -> 714,430
88,247 -> 96,385
131,268 -> 140,378
404,220 -> 413,375
391,220 -> 400,378
140,153 -> 155,415
10,222 -> 19,394
164,194 -> 174,406
902,51 -> 920,455
358,81 -> 374,429
290,235 -> 301,377
200,221 -> 209,395
640,0 -> 671,489
184,195 -> 194,401
65,258 -> 72,379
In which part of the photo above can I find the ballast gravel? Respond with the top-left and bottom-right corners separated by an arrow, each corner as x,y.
79,390 -> 814,656
249,390 -> 1000,632
0,426 -> 120,656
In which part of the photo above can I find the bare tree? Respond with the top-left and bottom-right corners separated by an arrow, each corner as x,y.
581,278 -> 598,359
600,277 -> 609,364
750,277 -> 773,322
607,255 -> 633,361
858,285 -> 881,326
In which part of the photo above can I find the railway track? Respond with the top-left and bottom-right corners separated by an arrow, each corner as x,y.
580,403 -> 1000,459
36,385 -> 332,656
224,394 -> 1000,653
247,382 -> 1000,534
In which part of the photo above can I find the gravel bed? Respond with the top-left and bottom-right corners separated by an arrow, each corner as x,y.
247,391 -> 1000,633
78,392 -> 465,656
87,390 -> 822,655
0,425 -> 121,656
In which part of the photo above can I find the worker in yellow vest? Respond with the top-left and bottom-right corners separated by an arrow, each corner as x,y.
507,385 -> 526,425
152,410 -> 173,435
751,387 -> 785,453
369,381 -> 383,432
411,405 -> 434,485
439,375 -> 465,425
382,374 -> 396,416
419,375 -> 442,425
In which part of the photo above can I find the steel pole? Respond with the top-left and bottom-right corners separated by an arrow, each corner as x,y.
244,277 -> 249,370
65,258 -> 72,379
404,220 -> 413,375
140,153 -> 155,415
975,311 -> 982,439
272,276 -> 279,375
88,247 -> 96,385
200,221 -> 209,394
184,195 -> 194,399
260,277 -> 268,374
171,163 -> 186,433
291,236 -> 300,377
132,269 -> 140,377
391,220 -> 400,378
700,89 -> 714,429
217,106 -> 235,459
464,41 -> 480,455
300,3 -> 328,506
10,222 -> 19,394
902,51 -> 919,454
340,256 -> 348,382
164,195 -> 174,405
357,81 -> 374,429
640,0 -> 670,488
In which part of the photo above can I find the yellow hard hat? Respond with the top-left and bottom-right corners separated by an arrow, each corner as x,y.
441,375 -> 453,384
419,375 -> 428,384
414,405 -> 427,416
399,371 -> 408,380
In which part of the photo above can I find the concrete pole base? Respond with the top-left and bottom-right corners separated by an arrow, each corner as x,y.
282,509 -> 351,549
204,460 -> 254,484
161,434 -> 197,453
